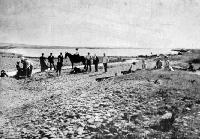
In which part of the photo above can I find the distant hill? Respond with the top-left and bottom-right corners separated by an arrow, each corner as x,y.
0,43 -> 143,49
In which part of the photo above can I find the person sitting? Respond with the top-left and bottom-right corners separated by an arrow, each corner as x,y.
70,67 -> 85,74
121,62 -> 136,75
129,62 -> 136,72
1,70 -> 8,77
164,56 -> 174,71
142,59 -> 146,70
21,57 -> 33,77
26,60 -> 33,77
187,62 -> 196,72
155,59 -> 163,69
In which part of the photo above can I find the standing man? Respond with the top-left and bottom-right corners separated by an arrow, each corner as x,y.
93,54 -> 99,72
102,53 -> 109,72
86,52 -> 92,72
74,48 -> 79,56
56,52 -> 64,76
48,53 -> 55,70
40,53 -> 48,72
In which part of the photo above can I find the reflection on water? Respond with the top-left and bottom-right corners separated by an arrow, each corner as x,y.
0,48 -> 176,57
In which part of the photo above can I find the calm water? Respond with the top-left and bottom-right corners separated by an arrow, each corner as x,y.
0,48 -> 176,57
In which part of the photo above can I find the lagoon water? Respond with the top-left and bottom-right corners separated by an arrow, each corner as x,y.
1,48 -> 176,57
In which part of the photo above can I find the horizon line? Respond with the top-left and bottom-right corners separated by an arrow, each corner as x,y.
0,42 -> 153,49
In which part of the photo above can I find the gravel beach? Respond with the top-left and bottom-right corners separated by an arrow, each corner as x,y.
0,50 -> 200,138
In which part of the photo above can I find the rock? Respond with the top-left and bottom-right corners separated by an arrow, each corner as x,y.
49,127 -> 57,131
161,112 -> 172,120
143,130 -> 150,136
104,133 -> 113,138
87,125 -> 97,132
103,129 -> 110,134
185,107 -> 191,111
86,115 -> 92,119
87,118 -> 95,124
77,127 -> 84,135
150,112 -> 174,132
183,122 -> 188,127
94,116 -> 103,122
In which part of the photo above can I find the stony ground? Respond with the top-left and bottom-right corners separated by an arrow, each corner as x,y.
1,61 -> 200,139
1,50 -> 200,139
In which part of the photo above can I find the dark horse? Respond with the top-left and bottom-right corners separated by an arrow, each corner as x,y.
65,52 -> 86,69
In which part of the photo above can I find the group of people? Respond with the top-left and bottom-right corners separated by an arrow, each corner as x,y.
38,49 -> 109,76
2,51 -> 198,79
154,56 -> 174,71
39,52 -> 64,76
127,56 -> 175,72
84,52 -> 109,72
15,57 -> 33,79
73,48 -> 109,72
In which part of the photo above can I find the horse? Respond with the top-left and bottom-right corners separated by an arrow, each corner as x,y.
65,52 -> 86,69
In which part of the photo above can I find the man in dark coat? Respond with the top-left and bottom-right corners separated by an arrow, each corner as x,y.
93,54 -> 99,72
40,53 -> 48,72
48,53 -> 55,70
56,52 -> 64,76
15,61 -> 22,78
102,53 -> 109,72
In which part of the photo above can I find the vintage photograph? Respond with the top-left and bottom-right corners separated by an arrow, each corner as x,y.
0,0 -> 200,138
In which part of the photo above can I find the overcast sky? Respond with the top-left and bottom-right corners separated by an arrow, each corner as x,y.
0,0 -> 200,48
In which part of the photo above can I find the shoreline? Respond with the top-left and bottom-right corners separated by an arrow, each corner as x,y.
6,58 -> 138,77
0,51 -> 133,73
1,48 -> 200,76
0,42 -> 153,50
0,49 -> 200,138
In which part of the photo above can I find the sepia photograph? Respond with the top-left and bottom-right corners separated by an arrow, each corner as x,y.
0,0 -> 200,138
